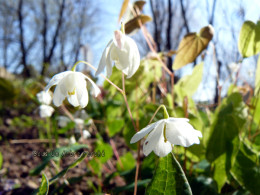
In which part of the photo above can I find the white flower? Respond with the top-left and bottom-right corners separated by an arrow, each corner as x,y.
45,71 -> 101,108
58,116 -> 70,127
69,136 -> 76,144
82,130 -> 91,139
74,118 -> 84,130
130,118 -> 202,157
36,91 -> 52,105
39,105 -> 54,118
96,30 -> 140,78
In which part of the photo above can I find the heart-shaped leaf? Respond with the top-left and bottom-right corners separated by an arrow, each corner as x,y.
238,20 -> 260,58
145,153 -> 192,195
125,14 -> 152,34
173,25 -> 214,70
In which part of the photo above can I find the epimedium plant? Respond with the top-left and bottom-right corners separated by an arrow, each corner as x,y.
10,1 -> 259,195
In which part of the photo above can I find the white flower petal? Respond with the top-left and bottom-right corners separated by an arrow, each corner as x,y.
74,76 -> 88,108
166,119 -> 202,147
167,117 -> 189,122
53,84 -> 66,107
143,121 -> 166,156
45,71 -> 71,92
36,91 -> 52,105
130,121 -> 159,144
78,87 -> 89,108
81,73 -> 101,97
125,37 -> 140,78
83,130 -> 91,139
153,137 -> 172,157
96,40 -> 113,76
39,105 -> 54,118
68,94 -> 79,107
106,46 -> 113,77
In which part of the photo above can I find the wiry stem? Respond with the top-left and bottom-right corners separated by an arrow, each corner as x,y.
149,104 -> 169,124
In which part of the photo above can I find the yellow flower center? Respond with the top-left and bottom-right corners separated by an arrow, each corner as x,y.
68,88 -> 75,95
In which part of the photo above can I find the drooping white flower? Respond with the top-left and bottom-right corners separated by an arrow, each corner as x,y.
45,71 -> 101,108
96,30 -> 140,78
130,118 -> 202,157
39,105 -> 55,118
36,91 -> 52,105
82,130 -> 91,139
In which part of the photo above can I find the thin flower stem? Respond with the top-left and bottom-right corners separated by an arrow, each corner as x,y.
46,117 -> 53,148
122,73 -> 137,132
134,142 -> 141,195
149,104 -> 169,124
73,61 -> 124,94
122,73 -> 140,195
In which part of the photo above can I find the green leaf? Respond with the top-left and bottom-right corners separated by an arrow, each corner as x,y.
107,118 -> 124,137
117,152 -> 136,172
95,140 -> 113,164
205,93 -> 247,191
145,153 -> 192,195
206,93 -> 246,162
0,77 -> 16,101
238,20 -> 260,58
32,153 -> 87,195
37,173 -> 49,195
30,144 -> 88,175
173,25 -> 214,70
230,142 -> 260,195
175,62 -> 204,104
49,152 -> 87,184
255,55 -> 260,96
190,176 -> 218,195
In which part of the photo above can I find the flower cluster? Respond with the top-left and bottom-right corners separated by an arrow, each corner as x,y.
36,91 -> 54,118
40,26 -> 202,158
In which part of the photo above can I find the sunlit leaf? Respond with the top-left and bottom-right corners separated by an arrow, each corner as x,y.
206,93 -> 246,162
255,55 -> 260,96
125,14 -> 152,34
146,153 -> 192,195
118,0 -> 130,22
230,142 -> 260,195
238,20 -> 260,58
173,25 -> 214,70
133,0 -> 146,12
116,152 -> 136,172
174,62 -> 204,106
37,173 -> 49,195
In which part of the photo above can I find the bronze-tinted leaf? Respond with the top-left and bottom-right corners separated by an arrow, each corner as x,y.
173,25 -> 214,70
133,0 -> 146,12
118,0 -> 130,23
125,14 -> 152,34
